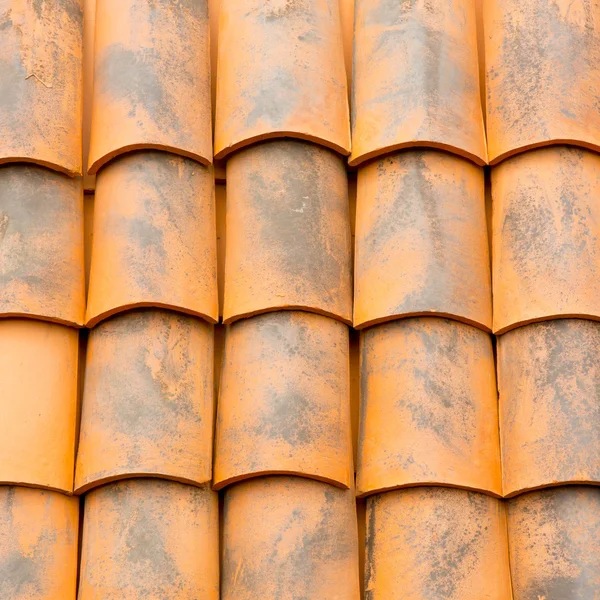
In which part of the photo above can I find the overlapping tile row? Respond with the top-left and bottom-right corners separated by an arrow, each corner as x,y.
485,1 -> 600,597
214,1 -> 359,596
0,1 -> 84,596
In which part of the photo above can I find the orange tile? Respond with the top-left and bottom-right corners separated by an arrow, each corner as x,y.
85,151 -> 218,327
222,476 -> 360,600
358,318 -> 501,497
0,165 -> 85,326
485,0 -> 600,165
354,150 -> 491,331
78,478 -> 219,599
0,320 -> 78,493
88,0 -> 212,174
0,0 -> 83,175
82,0 -> 96,191
75,310 -> 214,494
499,319 -> 600,497
365,487 -> 512,600
492,146 -> 600,334
224,140 -> 352,325
0,487 -> 79,600
507,486 -> 600,599
214,311 -> 352,490
214,0 -> 350,160
350,0 -> 486,167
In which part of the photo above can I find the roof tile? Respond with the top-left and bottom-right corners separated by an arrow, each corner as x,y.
78,478 -> 219,599
222,476 -> 360,600
0,486 -> 79,600
223,140 -> 352,325
214,311 -> 352,490
75,310 -> 214,494
0,320 -> 78,493
354,150 -> 491,331
214,0 -> 350,159
358,318 -> 501,497
485,0 -> 600,164
0,0 -> 83,175
85,151 -> 218,327
350,0 -> 487,167
492,146 -> 600,334
88,0 -> 212,174
365,487 -> 512,600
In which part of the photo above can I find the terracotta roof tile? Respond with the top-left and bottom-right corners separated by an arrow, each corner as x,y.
350,0 -> 487,167
0,165 -> 85,326
0,486 -> 79,600
354,150 -> 492,331
85,151 -> 218,327
214,311 -> 352,490
365,487 -> 512,600
492,146 -> 600,334
78,478 -> 219,599
499,319 -> 600,497
88,0 -> 212,173
223,140 -> 352,325
507,486 -> 600,598
221,476 -> 360,600
75,309 -> 214,494
0,320 -> 78,493
485,0 -> 600,164
358,318 -> 501,497
0,0 -> 83,175
214,0 -> 350,159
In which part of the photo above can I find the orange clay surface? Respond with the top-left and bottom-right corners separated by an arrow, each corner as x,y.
350,0 -> 486,167
86,151 -> 218,327
88,0 -> 212,173
0,320 -> 78,493
78,478 -> 219,600
485,0 -> 600,164
0,165 -> 85,326
222,476 -> 360,600
498,319 -> 600,497
507,486 -> 600,599
214,0 -> 350,159
75,310 -> 214,494
0,487 -> 79,600
224,140 -> 352,325
0,0 -> 83,175
214,311 -> 352,490
357,318 -> 501,497
492,146 -> 600,334
354,150 -> 491,331
365,487 -> 512,600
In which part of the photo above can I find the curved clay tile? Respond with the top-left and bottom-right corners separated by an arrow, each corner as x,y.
224,140 -> 352,325
222,476 -> 360,600
0,0 -> 83,175
499,319 -> 600,497
365,487 -> 512,600
357,318 -> 501,498
485,0 -> 600,165
214,312 -> 352,490
508,486 -> 600,599
350,0 -> 486,167
86,152 -> 218,327
214,0 -> 350,159
493,146 -> 600,334
0,320 -> 78,493
0,165 -> 85,326
78,479 -> 219,599
0,487 -> 79,600
75,310 -> 214,494
354,150 -> 491,331
88,0 -> 212,174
